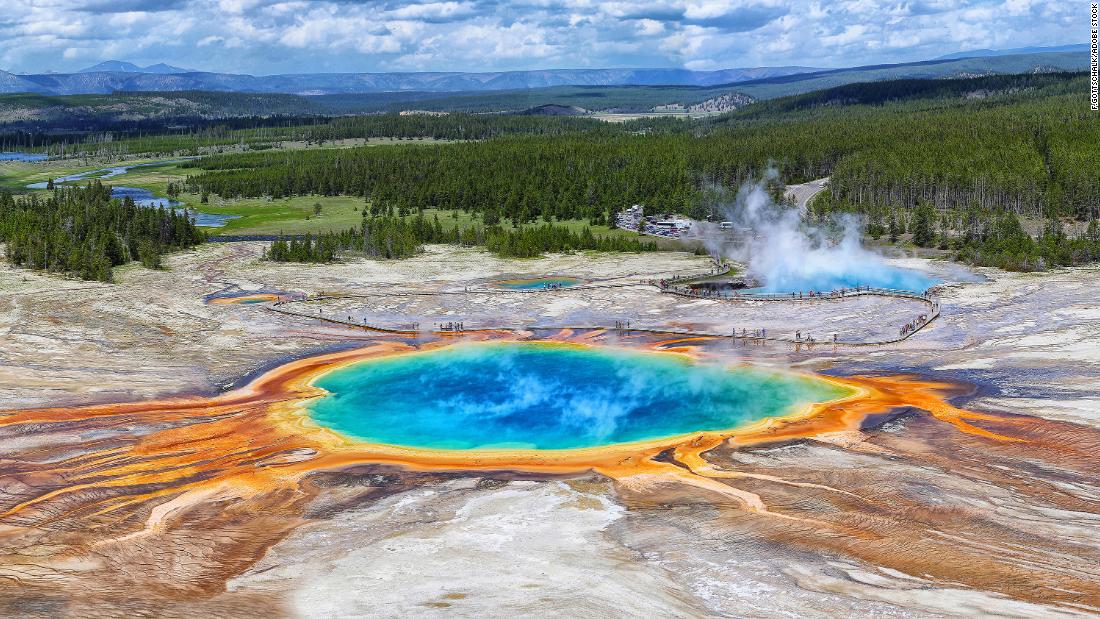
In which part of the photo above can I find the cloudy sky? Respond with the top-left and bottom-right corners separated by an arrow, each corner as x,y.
1,0 -> 1082,74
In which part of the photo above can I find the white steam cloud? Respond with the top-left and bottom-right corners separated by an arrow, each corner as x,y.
718,172 -> 936,294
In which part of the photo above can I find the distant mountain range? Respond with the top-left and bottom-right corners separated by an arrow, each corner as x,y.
932,43 -> 1086,60
0,66 -> 825,96
78,61 -> 194,74
0,60 -> 1089,127
0,47 -> 1089,97
935,44 -> 1088,60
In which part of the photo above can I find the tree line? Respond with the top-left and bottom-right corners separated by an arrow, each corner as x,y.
265,214 -> 658,263
5,112 -> 615,159
905,203 -> 1100,271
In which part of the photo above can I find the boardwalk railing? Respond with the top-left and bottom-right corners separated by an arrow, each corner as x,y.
659,263 -> 735,287
657,284 -> 934,304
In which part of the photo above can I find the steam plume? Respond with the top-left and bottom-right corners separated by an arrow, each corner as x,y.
718,172 -> 937,293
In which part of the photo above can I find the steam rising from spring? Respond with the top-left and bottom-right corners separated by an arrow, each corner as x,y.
719,172 -> 938,294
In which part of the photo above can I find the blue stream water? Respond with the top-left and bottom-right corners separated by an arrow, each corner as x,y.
1,152 -> 48,162
25,160 -> 239,227
306,342 -> 851,450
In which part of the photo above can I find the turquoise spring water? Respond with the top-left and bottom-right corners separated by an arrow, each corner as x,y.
306,342 -> 851,450
748,265 -> 939,294
496,277 -> 581,290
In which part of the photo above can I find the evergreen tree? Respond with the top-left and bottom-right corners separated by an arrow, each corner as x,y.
888,212 -> 900,243
911,203 -> 936,247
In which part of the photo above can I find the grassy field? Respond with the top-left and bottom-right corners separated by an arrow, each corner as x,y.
0,138 -> 450,190
191,195 -> 366,235
0,156 -> 171,190
193,201 -> 679,239
98,162 -> 367,234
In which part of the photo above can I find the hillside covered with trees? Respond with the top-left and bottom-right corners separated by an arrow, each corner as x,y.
0,110 -> 616,158
184,73 -> 1097,222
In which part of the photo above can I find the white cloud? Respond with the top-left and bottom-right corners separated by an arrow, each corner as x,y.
0,0 -> 1082,74
388,1 -> 479,22
821,24 -> 868,47
636,19 -> 665,36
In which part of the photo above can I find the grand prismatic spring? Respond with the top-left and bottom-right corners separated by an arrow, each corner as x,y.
0,330 -> 1008,487
304,342 -> 853,450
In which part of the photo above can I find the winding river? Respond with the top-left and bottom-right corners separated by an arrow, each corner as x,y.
25,160 -> 239,227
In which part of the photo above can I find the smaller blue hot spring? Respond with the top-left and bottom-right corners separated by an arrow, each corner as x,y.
496,277 -> 581,290
748,264 -> 939,294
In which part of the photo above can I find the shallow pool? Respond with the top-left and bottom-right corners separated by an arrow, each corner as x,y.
495,277 -> 581,290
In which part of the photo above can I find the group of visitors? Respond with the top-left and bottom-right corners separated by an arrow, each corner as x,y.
658,282 -> 882,301
789,286 -> 868,300
899,313 -> 929,337
794,331 -> 840,344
